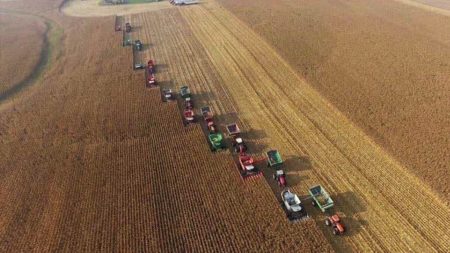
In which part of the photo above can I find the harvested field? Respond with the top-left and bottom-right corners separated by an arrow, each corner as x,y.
128,2 -> 450,252
217,0 -> 450,201
0,4 -> 332,252
1,0 -> 449,252
0,13 -> 46,98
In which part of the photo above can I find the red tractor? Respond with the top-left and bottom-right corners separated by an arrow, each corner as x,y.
273,170 -> 287,187
226,123 -> 247,153
325,214 -> 345,235
201,106 -> 216,133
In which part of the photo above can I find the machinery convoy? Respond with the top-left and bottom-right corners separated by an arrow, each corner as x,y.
118,20 -> 346,234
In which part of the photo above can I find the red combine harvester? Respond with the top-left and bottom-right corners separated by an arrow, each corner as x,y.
201,106 -> 216,133
226,123 -> 247,153
325,214 -> 345,235
146,60 -> 157,88
237,153 -> 262,180
183,108 -> 195,124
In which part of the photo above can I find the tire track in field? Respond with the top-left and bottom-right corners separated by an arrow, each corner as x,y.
178,2 -> 450,252
135,8 -> 333,253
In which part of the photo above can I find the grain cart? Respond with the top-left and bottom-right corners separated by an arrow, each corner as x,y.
266,150 -> 283,168
308,185 -> 334,212
237,153 -> 262,180
125,22 -> 131,33
180,86 -> 191,100
281,188 -> 308,221
201,106 -> 216,133
208,132 -> 225,151
226,123 -> 247,153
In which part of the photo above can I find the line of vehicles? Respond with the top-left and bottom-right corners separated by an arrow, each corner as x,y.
118,20 -> 346,236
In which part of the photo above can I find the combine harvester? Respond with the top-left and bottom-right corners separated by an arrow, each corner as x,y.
132,40 -> 144,70
281,188 -> 308,222
162,89 -> 174,102
237,153 -> 263,180
226,123 -> 247,153
183,108 -> 195,125
146,60 -> 157,88
201,106 -> 217,133
208,132 -> 225,152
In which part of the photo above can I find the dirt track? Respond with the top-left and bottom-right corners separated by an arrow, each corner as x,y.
62,0 -> 173,17
128,2 -> 450,252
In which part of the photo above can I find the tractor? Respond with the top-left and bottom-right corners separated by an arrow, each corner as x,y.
185,97 -> 193,109
273,170 -> 287,187
134,40 -> 143,51
325,214 -> 345,235
125,22 -> 131,33
226,123 -> 247,153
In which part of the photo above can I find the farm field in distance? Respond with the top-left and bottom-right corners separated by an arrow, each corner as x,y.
0,0 -> 449,252
217,0 -> 450,201
0,13 -> 46,98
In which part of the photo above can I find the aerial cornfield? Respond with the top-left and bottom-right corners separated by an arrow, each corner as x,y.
1,0 -> 449,252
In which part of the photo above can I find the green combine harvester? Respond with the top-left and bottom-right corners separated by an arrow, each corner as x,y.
208,132 -> 225,152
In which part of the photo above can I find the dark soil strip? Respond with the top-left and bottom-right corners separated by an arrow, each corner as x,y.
0,11 -> 62,103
